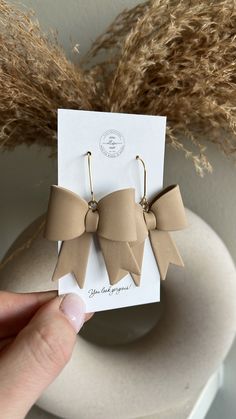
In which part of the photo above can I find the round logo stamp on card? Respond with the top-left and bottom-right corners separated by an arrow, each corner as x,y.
100,129 -> 125,158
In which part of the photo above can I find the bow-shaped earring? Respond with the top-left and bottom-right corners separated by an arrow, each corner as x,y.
44,152 -> 187,289
129,155 -> 188,286
44,152 -> 140,288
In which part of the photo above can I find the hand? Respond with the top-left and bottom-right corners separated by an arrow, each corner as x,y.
0,291 -> 92,419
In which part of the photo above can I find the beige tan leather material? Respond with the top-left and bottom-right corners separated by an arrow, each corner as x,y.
98,237 -> 140,285
131,184 -> 188,284
44,186 -> 141,287
44,184 -> 187,288
44,185 -> 88,240
97,188 -> 138,242
52,233 -> 92,288
150,185 -> 187,231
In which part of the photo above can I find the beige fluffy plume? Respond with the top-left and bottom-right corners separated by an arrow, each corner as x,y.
1,0 -> 236,175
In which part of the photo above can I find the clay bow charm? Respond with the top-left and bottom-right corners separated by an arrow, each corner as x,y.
44,186 -> 141,288
130,185 -> 188,285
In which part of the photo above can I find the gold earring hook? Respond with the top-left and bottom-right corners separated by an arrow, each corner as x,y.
87,151 -> 98,210
136,155 -> 149,211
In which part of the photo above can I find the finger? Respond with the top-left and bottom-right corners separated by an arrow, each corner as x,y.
0,317 -> 93,351
0,337 -> 13,351
0,315 -> 93,346
0,293 -> 86,418
0,290 -> 57,338
0,290 -> 93,339
0,307 -> 93,354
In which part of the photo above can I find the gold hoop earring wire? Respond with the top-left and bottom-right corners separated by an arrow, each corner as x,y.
136,155 -> 149,212
87,151 -> 98,210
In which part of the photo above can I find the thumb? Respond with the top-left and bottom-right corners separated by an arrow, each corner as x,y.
0,293 -> 86,419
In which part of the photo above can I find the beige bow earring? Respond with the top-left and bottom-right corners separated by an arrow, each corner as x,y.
44,152 -> 140,288
129,155 -> 188,285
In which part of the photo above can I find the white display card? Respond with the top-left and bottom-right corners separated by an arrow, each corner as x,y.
57,109 -> 166,312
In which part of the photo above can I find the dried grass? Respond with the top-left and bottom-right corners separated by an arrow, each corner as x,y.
84,0 -> 236,175
1,0 -> 236,175
0,0 -> 94,153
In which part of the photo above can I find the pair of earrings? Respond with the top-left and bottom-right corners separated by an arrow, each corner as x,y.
44,152 -> 187,288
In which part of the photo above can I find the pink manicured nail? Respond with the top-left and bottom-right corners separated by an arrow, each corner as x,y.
60,293 -> 86,333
